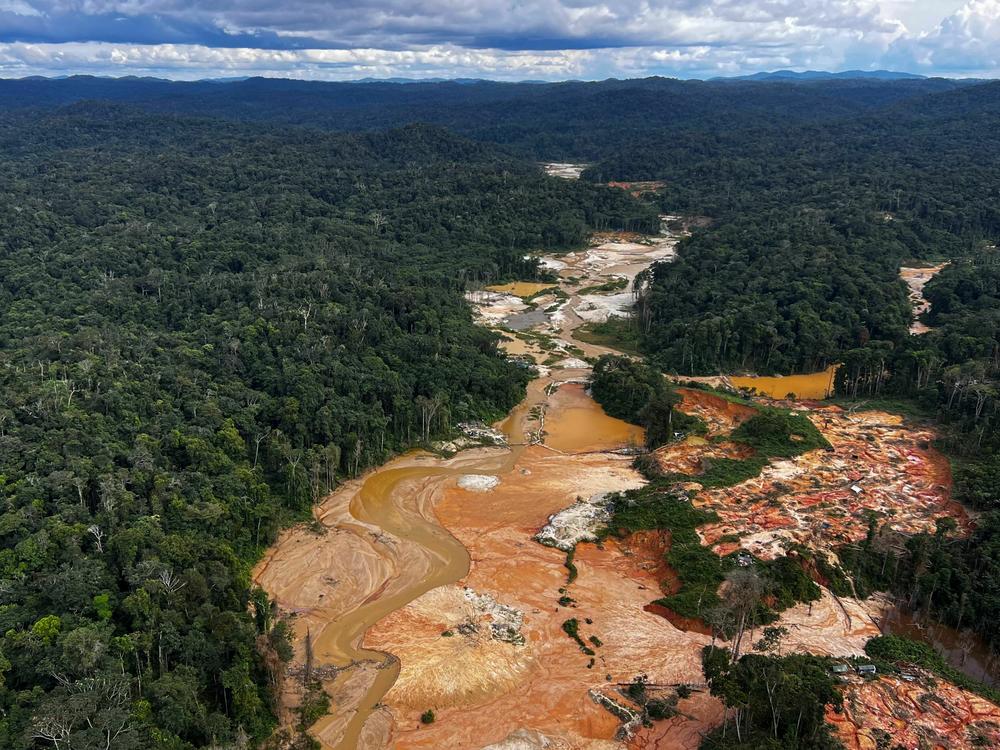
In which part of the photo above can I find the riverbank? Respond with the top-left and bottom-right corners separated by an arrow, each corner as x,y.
255,216 -> 991,750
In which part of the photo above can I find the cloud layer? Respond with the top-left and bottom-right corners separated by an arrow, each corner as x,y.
0,1 -> 994,79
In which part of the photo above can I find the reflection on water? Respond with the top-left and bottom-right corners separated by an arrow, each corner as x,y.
729,364 -> 839,400
544,383 -> 645,453
313,382 -> 639,748
504,309 -> 549,331
882,606 -> 999,687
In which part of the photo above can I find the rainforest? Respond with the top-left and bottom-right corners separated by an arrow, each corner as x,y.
0,75 -> 999,750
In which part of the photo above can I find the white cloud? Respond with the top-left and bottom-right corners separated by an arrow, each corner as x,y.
0,1 -> 995,79
886,0 -> 1000,75
2,0 -> 909,49
0,41 -> 595,80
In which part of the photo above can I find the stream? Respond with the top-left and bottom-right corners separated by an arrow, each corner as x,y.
881,606 -> 1000,688
254,225 -> 675,748
253,214 -> 987,750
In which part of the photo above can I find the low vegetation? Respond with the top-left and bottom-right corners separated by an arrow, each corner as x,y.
577,277 -> 629,295
651,456 -> 769,489
561,618 -> 596,656
731,410 -> 830,458
604,484 -> 819,627
573,319 -> 643,357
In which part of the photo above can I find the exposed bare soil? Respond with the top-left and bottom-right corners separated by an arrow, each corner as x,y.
829,674 -> 1000,750
692,403 -> 966,561
254,219 -> 992,750
900,264 -> 949,335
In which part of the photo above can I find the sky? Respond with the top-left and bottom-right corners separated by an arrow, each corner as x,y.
0,1 -> 996,81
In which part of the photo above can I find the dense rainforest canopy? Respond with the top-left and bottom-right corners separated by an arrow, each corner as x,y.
3,75 -> 1000,749
0,75 -> 973,160
0,105 -> 650,748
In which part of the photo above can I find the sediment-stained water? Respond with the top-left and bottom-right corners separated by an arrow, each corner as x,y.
728,364 -> 839,400
484,281 -> 556,298
254,228 -> 677,749
543,382 -> 644,453
882,607 -> 1000,687
255,219 -> 982,750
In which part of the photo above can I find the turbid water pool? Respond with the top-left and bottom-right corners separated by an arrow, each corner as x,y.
728,364 -> 839,400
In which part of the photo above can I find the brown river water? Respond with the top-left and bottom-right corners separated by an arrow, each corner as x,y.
881,607 -> 1000,688
543,383 -> 644,453
254,221 -> 991,749
256,370 -> 646,749
254,228 -> 660,748
311,464 -> 475,750
728,364 -> 839,400
309,384 -> 540,749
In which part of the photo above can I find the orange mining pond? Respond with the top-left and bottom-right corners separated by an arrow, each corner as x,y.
543,382 -> 645,453
729,364 -> 839,400
484,281 -> 556,298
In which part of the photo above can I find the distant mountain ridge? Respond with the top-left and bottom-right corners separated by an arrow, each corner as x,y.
0,73 -> 986,161
714,69 -> 928,82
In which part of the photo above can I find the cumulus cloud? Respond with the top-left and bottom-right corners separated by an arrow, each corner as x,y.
886,0 -> 1000,75
0,1 -> 992,79
0,41 -> 596,80
0,0 -> 905,50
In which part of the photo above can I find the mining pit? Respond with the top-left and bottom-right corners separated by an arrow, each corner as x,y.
254,219 -> 993,750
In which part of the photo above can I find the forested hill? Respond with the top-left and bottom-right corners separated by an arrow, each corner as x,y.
0,107 -> 653,749
0,75 -> 977,159
4,75 -> 1000,748
566,78 -> 1000,663
579,81 -> 1000,376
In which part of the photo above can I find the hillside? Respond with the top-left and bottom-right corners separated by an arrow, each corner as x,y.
0,75 -> 978,158
0,108 -> 653,749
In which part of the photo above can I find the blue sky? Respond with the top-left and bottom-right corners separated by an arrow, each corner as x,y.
0,0 -> 994,80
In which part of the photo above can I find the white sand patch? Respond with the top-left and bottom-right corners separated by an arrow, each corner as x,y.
574,291 -> 634,323
535,492 -> 613,551
458,474 -> 501,492
720,529 -> 798,561
539,257 -> 567,271
765,459 -> 808,482
542,163 -> 586,180
555,358 -> 590,370
479,729 -> 567,750
573,241 -> 677,285
462,587 -> 525,644
465,291 -> 527,324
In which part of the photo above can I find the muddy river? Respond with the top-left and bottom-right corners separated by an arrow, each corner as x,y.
543,383 -> 644,453
254,226 -> 678,749
881,607 -> 1000,687
310,462 -> 479,750
254,220 -> 988,750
